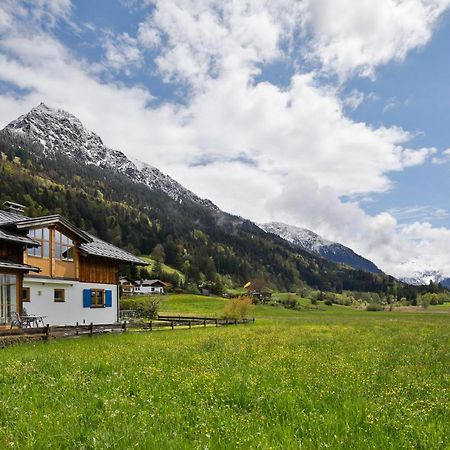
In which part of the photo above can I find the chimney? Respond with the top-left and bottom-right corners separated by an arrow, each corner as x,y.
3,201 -> 26,214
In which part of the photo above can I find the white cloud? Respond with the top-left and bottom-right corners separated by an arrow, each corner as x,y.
102,32 -> 142,74
301,0 -> 450,80
137,20 -> 161,49
343,89 -> 364,111
0,0 -> 449,280
432,148 -> 450,164
388,205 -> 448,222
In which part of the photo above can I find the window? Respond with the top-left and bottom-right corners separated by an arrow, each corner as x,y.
22,287 -> 30,303
27,228 -> 50,258
54,289 -> 65,302
54,230 -> 74,261
90,289 -> 104,307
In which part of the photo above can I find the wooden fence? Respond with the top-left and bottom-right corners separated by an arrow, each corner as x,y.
0,315 -> 255,347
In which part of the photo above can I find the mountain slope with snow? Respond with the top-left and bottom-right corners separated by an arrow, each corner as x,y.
260,222 -> 382,274
5,103 -> 217,210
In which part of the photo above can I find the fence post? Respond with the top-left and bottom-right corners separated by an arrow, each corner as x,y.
89,322 -> 94,336
253,317 -> 255,323
234,319 -> 237,325
76,322 -> 79,336
225,319 -> 228,326
171,321 -> 174,330
215,318 -> 218,327
203,319 -> 206,328
149,321 -> 153,331
189,321 -> 191,329
45,324 -> 50,341
122,321 -> 127,332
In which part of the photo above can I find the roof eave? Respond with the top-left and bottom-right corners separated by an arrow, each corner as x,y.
14,215 -> 92,243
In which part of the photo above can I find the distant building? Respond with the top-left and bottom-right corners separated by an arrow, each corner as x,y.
134,279 -> 166,295
0,201 -> 147,325
119,276 -> 135,296
244,280 -> 272,301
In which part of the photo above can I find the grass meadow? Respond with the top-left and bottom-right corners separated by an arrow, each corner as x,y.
0,296 -> 448,449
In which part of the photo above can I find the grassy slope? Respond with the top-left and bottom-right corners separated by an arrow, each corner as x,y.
139,256 -> 185,281
0,297 -> 448,449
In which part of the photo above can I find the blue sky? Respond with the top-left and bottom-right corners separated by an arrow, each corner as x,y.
1,0 -> 450,279
56,0 -> 450,227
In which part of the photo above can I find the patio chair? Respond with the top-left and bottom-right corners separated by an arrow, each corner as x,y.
10,311 -> 26,329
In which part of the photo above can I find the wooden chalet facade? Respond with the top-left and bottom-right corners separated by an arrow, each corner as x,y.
0,202 -> 146,325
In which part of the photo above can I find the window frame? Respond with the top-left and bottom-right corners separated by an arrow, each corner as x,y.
90,289 -> 105,308
22,287 -> 31,303
27,228 -> 50,259
54,230 -> 74,262
54,288 -> 65,303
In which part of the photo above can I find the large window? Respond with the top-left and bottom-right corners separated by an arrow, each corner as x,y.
27,228 -> 50,258
0,274 -> 17,324
54,230 -> 74,261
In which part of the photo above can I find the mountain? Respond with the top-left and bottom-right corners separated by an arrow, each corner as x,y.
0,103 -> 400,293
260,222 -> 382,274
7,103 -> 217,210
397,260 -> 450,286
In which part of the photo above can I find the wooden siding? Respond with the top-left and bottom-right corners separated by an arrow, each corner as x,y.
79,255 -> 119,284
25,254 -> 52,275
0,241 -> 24,263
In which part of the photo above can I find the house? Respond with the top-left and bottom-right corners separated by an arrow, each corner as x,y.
0,202 -> 147,325
134,279 -> 166,295
244,280 -> 272,302
119,276 -> 135,296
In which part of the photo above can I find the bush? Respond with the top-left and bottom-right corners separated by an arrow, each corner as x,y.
221,296 -> 253,320
324,299 -> 333,306
186,283 -> 200,295
280,295 -> 297,309
366,303 -> 384,312
120,297 -> 159,319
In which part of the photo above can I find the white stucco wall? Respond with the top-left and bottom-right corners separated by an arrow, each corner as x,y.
23,277 -> 118,325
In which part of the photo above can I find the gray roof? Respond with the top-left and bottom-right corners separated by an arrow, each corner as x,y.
0,210 -> 38,246
79,234 -> 147,265
0,259 -> 40,272
0,210 -> 28,225
0,228 -> 38,246
138,279 -> 166,286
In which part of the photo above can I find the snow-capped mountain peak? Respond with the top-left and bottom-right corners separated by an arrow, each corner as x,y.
396,259 -> 450,286
5,103 -> 218,210
261,222 -> 333,252
260,222 -> 382,274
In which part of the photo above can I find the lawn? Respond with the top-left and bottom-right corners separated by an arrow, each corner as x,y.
0,297 -> 448,449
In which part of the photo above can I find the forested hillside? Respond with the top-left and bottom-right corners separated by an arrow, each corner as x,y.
0,129 -> 401,293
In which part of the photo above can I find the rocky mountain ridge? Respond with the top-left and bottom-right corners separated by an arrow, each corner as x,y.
5,103 -> 218,210
260,222 -> 382,274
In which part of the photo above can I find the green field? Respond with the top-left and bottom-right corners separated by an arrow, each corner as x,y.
0,296 -> 448,449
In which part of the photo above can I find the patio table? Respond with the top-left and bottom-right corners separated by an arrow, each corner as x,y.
21,315 -> 47,328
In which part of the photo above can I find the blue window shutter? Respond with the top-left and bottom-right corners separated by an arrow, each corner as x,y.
83,289 -> 91,308
105,290 -> 113,308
